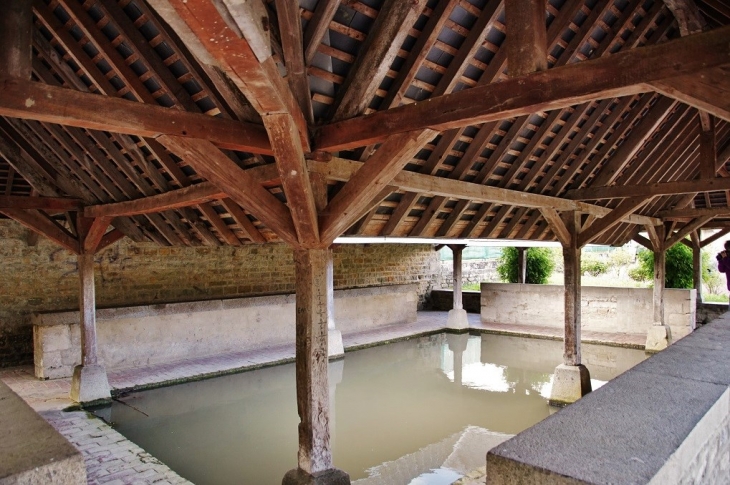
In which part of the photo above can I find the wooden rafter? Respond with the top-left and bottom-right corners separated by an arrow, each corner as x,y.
665,215 -> 714,248
578,197 -> 652,247
1,208 -> 79,253
316,26 -> 730,151
0,195 -> 82,211
567,177 -> 730,200
85,183 -> 225,218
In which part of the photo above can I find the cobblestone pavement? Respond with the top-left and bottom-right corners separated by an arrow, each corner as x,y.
0,311 -> 645,484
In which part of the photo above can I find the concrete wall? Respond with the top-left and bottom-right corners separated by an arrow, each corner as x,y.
487,312 -> 730,484
0,220 -> 439,366
481,283 -> 696,339
33,284 -> 418,379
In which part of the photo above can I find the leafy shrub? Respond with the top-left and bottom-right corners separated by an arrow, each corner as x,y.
497,247 -> 555,284
635,244 -> 694,289
628,264 -> 650,282
581,255 -> 609,277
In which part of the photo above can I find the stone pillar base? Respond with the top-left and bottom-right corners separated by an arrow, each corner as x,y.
328,329 -> 344,360
446,308 -> 469,330
645,324 -> 672,353
282,468 -> 350,485
70,364 -> 111,405
549,364 -> 591,407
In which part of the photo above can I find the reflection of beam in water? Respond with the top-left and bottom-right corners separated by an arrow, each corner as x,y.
353,426 -> 511,485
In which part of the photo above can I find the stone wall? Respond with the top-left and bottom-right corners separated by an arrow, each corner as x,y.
481,283 -> 696,340
435,259 -> 499,289
0,220 -> 439,367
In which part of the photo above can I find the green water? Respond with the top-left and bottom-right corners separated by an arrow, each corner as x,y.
99,333 -> 646,484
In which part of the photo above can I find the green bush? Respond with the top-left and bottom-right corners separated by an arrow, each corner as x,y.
636,244 -> 694,289
497,247 -> 555,284
581,255 -> 609,277
628,264 -> 650,282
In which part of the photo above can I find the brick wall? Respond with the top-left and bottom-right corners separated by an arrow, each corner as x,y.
0,220 -> 439,367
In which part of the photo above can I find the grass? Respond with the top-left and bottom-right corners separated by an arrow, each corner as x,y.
702,293 -> 729,303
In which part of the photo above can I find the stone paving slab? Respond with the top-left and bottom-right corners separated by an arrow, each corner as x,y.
0,310 -> 648,484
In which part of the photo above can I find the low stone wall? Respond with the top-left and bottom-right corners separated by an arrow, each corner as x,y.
0,381 -> 86,483
697,301 -> 728,325
481,283 -> 695,339
487,313 -> 730,484
33,284 -> 418,379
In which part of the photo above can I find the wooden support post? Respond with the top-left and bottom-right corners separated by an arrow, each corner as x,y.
646,225 -> 672,352
69,253 -> 111,404
505,0 -> 547,77
691,231 -> 703,304
447,244 -> 469,330
284,249 -> 350,485
0,0 -> 32,79
549,211 -> 591,407
517,247 -> 527,284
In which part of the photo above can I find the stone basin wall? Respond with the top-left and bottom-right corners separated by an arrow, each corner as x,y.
33,284 -> 418,379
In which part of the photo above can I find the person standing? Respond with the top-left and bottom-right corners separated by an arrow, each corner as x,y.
716,240 -> 730,290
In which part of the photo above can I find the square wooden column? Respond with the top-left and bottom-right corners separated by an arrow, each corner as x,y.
447,244 -> 469,330
0,0 -> 32,80
283,249 -> 350,485
69,253 -> 111,404
517,247 -> 527,284
549,211 -> 591,407
691,232 -> 703,303
646,242 -> 672,352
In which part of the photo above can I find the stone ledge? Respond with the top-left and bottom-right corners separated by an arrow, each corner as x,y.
0,381 -> 85,484
487,312 -> 730,484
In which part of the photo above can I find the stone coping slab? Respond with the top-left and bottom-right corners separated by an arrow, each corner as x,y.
33,283 -> 418,326
487,312 -> 730,484
0,381 -> 85,484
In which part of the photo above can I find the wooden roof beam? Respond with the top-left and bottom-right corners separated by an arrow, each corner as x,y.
85,183 -> 225,218
0,80 -> 272,154
329,0 -> 428,121
316,25 -> 730,151
505,0 -> 547,77
665,216 -> 714,248
578,197 -> 653,247
567,177 -> 730,200
303,0 -> 340,66
0,195 -> 82,212
319,130 -> 436,244
0,0 -> 31,80
1,209 -> 79,253
651,69 -> 730,124
275,0 -> 313,124
157,136 -> 298,246
663,0 -> 707,36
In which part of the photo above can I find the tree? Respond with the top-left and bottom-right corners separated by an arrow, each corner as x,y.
497,247 -> 555,284
634,244 -> 694,288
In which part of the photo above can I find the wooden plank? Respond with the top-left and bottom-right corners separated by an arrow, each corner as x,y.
303,0 -> 341,65
2,209 -> 79,253
319,130 -> 436,243
539,208 -> 571,247
665,215 -> 713,248
699,118 -> 717,179
0,0 -> 31,79
0,195 -> 82,211
578,197 -> 652,247
567,177 -> 730,200
85,183 -> 225,218
316,26 -> 730,151
275,0 -> 314,123
505,0 -> 547,77
264,113 -> 319,246
330,0 -> 428,121
0,80 -> 272,154
158,136 -> 298,245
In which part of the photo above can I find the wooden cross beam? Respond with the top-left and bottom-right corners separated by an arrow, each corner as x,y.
0,195 -> 82,211
1,209 -> 79,253
665,215 -> 714,248
578,197 -> 652,247
316,26 -> 730,151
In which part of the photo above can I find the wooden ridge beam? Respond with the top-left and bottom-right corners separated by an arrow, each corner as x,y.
0,80 -> 272,154
319,130 -> 436,244
2,209 -> 79,253
567,177 -> 730,200
0,195 -> 82,211
158,136 -> 298,246
85,182 -> 225,218
316,26 -> 730,151
308,157 -> 661,226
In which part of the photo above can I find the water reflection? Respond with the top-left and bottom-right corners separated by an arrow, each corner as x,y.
99,334 -> 645,484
